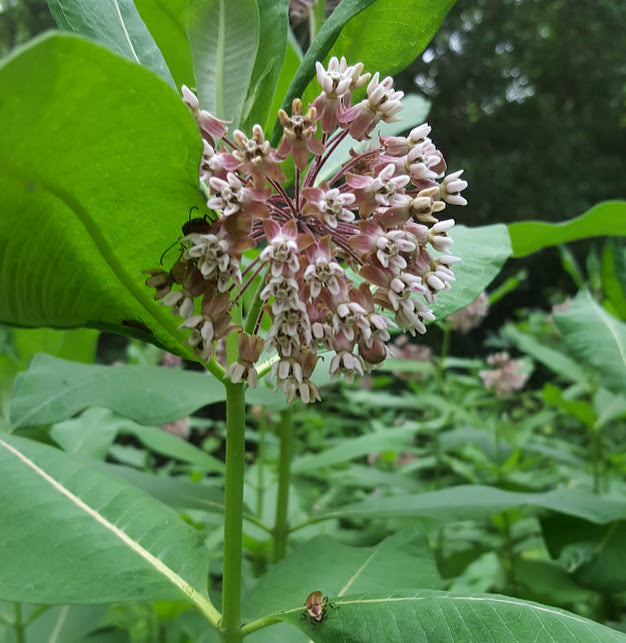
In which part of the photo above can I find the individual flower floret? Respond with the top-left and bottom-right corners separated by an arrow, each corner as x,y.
277,99 -> 325,171
301,183 -> 356,228
181,85 -> 230,141
339,72 -> 404,140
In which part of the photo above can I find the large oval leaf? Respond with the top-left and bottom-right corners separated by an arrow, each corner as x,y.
0,433 -> 216,618
278,590 -> 626,642
46,0 -> 176,88
0,33 -> 204,357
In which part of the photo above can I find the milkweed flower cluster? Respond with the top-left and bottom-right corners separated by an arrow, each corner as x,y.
145,58 -> 468,403
479,352 -> 529,397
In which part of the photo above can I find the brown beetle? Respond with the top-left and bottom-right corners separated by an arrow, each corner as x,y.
302,591 -> 331,623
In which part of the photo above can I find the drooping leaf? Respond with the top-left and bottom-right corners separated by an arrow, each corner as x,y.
134,0 -> 196,90
507,201 -> 626,258
10,354 -> 226,428
0,33 -> 205,357
553,289 -> 626,395
46,0 -> 176,87
186,0 -> 260,128
277,590 -> 626,642
0,434 -> 215,612
243,527 -> 441,621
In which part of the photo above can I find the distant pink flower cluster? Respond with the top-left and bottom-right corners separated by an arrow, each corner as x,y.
448,291 -> 489,332
479,352 -> 528,397
146,57 -> 468,402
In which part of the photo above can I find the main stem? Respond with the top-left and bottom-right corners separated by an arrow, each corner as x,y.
221,381 -> 247,642
273,408 -> 293,563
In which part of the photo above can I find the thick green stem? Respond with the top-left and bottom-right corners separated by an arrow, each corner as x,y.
500,510 -> 517,594
220,382 -> 247,642
273,409 -> 293,563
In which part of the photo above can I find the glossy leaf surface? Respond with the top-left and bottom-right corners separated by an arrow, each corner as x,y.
280,590 -> 626,642
0,34 -> 204,356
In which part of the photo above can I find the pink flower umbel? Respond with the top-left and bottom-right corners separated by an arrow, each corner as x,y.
479,352 -> 529,397
146,60 -> 469,402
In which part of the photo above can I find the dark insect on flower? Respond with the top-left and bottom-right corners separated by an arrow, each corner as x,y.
160,207 -> 216,265
301,591 -> 333,623
182,206 -> 218,235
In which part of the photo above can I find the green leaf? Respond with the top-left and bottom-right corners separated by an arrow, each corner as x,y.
553,290 -> 626,395
270,0 -> 378,144
291,425 -> 417,474
0,434 -> 215,613
50,407 -> 225,472
186,0 -> 260,127
432,224 -> 512,320
542,515 -> 626,595
240,0 -> 290,132
328,0 -> 457,79
243,527 -> 441,621
278,590 -> 626,642
134,0 -> 196,89
46,0 -> 176,88
98,461 -> 227,514
542,384 -> 596,428
0,33 -> 205,357
323,484 -> 626,526
501,324 -> 587,384
507,201 -> 626,258
601,239 -> 626,320
10,354 -> 226,428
